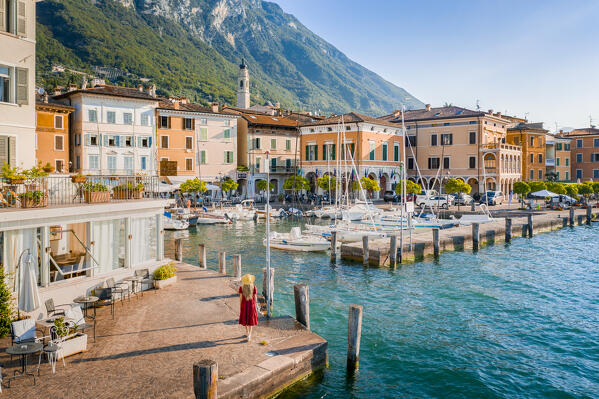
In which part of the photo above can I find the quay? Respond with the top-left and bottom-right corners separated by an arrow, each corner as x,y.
341,207 -> 597,266
0,263 -> 327,398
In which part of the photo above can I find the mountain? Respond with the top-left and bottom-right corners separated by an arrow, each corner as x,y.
36,0 -> 424,115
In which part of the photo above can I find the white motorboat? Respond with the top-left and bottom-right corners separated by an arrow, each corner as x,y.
264,227 -> 330,252
196,213 -> 231,224
305,224 -> 387,243
163,216 -> 189,230
342,203 -> 381,221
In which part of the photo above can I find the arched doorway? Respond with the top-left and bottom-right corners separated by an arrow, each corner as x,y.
467,178 -> 479,194
380,173 -> 388,197
270,178 -> 278,195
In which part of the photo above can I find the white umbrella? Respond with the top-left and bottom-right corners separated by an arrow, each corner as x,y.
18,252 -> 40,313
529,189 -> 558,198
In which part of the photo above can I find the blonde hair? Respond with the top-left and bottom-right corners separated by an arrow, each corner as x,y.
242,283 -> 253,300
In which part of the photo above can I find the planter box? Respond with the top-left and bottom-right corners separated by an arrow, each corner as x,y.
84,191 -> 110,203
59,333 -> 87,358
71,176 -> 86,183
113,189 -> 143,200
20,195 -> 47,208
153,275 -> 177,289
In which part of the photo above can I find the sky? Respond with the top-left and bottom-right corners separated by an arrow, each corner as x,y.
274,0 -> 599,130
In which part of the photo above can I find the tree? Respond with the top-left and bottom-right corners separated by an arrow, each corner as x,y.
592,182 -> 599,195
513,181 -> 531,207
352,177 -> 380,198
578,183 -> 593,201
528,181 -> 547,192
220,178 -> 238,198
395,180 -> 421,195
444,178 -> 472,209
256,179 -> 274,193
283,176 -> 310,191
546,182 -> 566,195
317,176 -> 337,192
0,266 -> 14,337
180,178 -> 207,193
565,184 -> 579,199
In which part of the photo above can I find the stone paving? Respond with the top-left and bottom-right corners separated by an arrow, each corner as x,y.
0,264 -> 326,398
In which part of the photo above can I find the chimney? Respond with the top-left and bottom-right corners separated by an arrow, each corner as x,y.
43,92 -> 49,103
180,97 -> 188,104
68,83 -> 77,92
173,100 -> 179,110
496,111 -> 502,117
150,84 -> 156,98
425,104 -> 431,111
488,109 -> 493,114
138,84 -> 143,92
53,88 -> 62,96
82,76 -> 88,90
211,102 -> 219,113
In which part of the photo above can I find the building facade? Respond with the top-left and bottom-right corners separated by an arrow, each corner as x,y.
156,99 -> 239,182
54,85 -> 159,175
545,134 -> 571,182
379,106 -> 522,194
564,128 -> 599,181
0,0 -> 37,168
506,122 -> 548,182
236,58 -> 250,109
35,94 -> 75,173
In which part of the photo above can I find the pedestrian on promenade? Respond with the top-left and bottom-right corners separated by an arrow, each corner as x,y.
239,274 -> 258,340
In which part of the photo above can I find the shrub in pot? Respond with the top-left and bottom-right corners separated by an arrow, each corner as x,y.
113,182 -> 145,200
153,262 -> 177,289
81,181 -> 110,203
71,173 -> 86,183
53,317 -> 87,358
1,164 -> 26,184
19,190 -> 47,208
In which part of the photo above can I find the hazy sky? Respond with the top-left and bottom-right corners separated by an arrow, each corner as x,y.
274,0 -> 599,130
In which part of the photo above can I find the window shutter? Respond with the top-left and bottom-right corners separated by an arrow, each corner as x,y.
0,0 -> 6,33
131,136 -> 136,147
8,136 -> 16,166
332,144 -> 336,160
16,68 -> 28,105
0,136 -> 8,166
103,135 -> 108,147
305,145 -> 309,160
148,136 -> 152,147
17,1 -> 26,36
137,136 -> 142,147
314,145 -> 318,161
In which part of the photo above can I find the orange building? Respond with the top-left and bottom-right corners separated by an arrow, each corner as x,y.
35,94 -> 75,173
564,128 -> 599,181
506,122 -> 548,182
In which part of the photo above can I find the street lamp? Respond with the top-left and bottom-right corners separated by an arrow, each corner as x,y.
265,151 -> 272,318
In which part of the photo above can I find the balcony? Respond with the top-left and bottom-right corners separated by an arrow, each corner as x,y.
0,175 -> 160,210
546,158 -> 556,166
269,165 -> 297,173
484,143 -> 522,152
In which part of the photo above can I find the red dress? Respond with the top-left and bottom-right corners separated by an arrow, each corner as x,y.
238,286 -> 258,326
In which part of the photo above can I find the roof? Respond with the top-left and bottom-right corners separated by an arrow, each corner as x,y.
507,122 -> 547,132
378,106 -> 485,123
157,100 -> 238,117
300,112 -> 400,128
53,85 -> 158,101
35,95 -> 75,112
562,127 -> 599,137
223,108 -> 299,128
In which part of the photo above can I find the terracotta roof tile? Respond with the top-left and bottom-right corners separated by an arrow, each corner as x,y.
53,85 -> 158,101
300,112 -> 400,128
157,100 -> 238,116
378,106 -> 484,123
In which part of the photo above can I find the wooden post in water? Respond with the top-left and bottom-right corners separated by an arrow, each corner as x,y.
527,214 -> 533,238
569,207 -> 575,226
472,223 -> 480,252
330,231 -> 337,262
293,284 -> 310,329
347,304 -> 363,373
562,217 -> 568,228
432,228 -> 440,258
193,359 -> 218,399
578,215 -> 584,226
587,204 -> 592,225
198,244 -> 207,269
262,267 -> 275,313
218,251 -> 226,274
389,235 -> 398,267
233,255 -> 242,280
362,236 -> 369,265
505,218 -> 512,242
471,201 -> 475,212
175,238 -> 183,261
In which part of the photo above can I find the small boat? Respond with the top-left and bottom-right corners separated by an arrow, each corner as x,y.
196,214 -> 231,224
265,227 -> 330,252
163,216 -> 189,230
305,224 -> 387,243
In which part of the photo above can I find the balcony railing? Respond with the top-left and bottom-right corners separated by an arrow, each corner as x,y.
484,143 -> 522,152
0,175 -> 160,210
269,166 -> 296,173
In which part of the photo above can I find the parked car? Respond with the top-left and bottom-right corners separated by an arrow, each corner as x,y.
479,191 -> 504,205
415,189 -> 438,204
383,191 -> 397,203
452,193 -> 474,205
418,195 -> 451,209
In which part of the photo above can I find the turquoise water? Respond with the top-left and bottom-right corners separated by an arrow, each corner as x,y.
171,220 -> 599,398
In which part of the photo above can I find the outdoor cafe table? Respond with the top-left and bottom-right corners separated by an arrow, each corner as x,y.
73,296 -> 98,341
36,316 -> 75,336
5,342 -> 43,387
123,275 -> 143,298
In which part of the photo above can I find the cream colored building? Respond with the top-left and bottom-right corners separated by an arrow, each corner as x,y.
0,0 -> 37,168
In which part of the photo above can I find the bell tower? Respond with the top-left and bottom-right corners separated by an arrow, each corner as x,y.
237,58 -> 250,109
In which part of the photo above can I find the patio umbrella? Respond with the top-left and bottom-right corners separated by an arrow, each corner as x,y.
18,252 -> 40,313
529,189 -> 558,198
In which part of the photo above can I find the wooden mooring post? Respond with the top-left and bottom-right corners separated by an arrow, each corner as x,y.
505,218 -> 512,242
587,204 -> 593,225
362,236 -> 369,265
193,360 -> 218,399
198,244 -> 207,269
562,217 -> 568,228
578,215 -> 584,226
347,304 -> 363,373
330,231 -> 337,262
472,223 -> 480,252
389,235 -> 398,267
175,238 -> 183,261
432,228 -> 440,258
218,251 -> 226,274
569,207 -> 575,226
233,254 -> 242,280
527,214 -> 533,238
293,284 -> 310,329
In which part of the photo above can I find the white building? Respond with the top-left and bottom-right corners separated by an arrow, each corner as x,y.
0,0 -> 37,168
54,85 -> 159,175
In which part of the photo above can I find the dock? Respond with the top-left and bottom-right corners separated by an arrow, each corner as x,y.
1,263 -> 327,398
341,207 -> 596,266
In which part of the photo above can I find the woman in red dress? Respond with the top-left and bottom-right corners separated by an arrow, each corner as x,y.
239,274 -> 258,340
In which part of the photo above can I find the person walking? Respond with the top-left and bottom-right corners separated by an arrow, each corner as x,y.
239,274 -> 258,340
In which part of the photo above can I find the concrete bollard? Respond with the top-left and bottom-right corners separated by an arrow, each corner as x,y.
198,244 -> 207,269
587,204 -> 592,225
578,215 -> 584,226
569,207 -> 575,227
218,251 -> 226,274
505,218 -> 512,242
432,228 -> 440,258
527,214 -> 533,238
472,223 -> 480,252
389,235 -> 398,267
262,268 -> 275,313
293,284 -> 310,330
362,236 -> 369,265
193,359 -> 218,399
175,238 -> 183,261
233,255 -> 242,280
347,304 -> 363,373
330,231 -> 337,262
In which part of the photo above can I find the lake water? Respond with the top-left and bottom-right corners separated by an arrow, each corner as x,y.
170,220 -> 599,398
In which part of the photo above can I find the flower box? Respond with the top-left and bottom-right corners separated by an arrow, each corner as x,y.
58,333 -> 87,359
71,176 -> 86,184
113,189 -> 144,200
153,275 -> 177,289
20,195 -> 47,208
84,191 -> 110,203
8,178 -> 24,185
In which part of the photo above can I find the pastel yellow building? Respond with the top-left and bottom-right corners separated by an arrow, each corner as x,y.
506,122 -> 548,182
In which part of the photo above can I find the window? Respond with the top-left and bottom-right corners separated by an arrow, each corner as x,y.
223,151 -> 234,164
55,160 -> 64,173
54,135 -> 64,151
88,155 -> 99,170
107,111 -> 116,124
469,156 -> 476,169
443,157 -> 450,169
88,109 -> 97,123
88,134 -> 98,146
577,139 -> 583,148
595,139 -> 599,148
286,140 -> 291,151
538,170 -> 543,179
469,121 -> 477,125
407,157 -> 414,170
140,156 -> 147,170
565,158 -> 569,166
184,118 -> 193,130
1,0 -> 26,35
556,157 -> 560,166
54,115 -> 64,129
592,153 -> 599,162
576,153 -> 582,163
565,143 -> 571,151
185,136 -> 193,150
124,112 -> 133,125
566,171 -> 569,180
530,137 -> 534,147
428,157 -> 440,169
224,119 -> 230,126
199,151 -> 207,164
271,138 -> 276,149
431,134 -> 438,146
556,143 -> 563,151
107,156 -> 117,173
576,169 -> 582,179
556,171 -> 560,180
159,116 -> 169,128
394,143 -> 399,162
185,158 -> 193,171
200,118 -> 207,125
74,134 -> 80,146
369,141 -> 375,160
323,144 -> 336,160
469,132 -> 476,145
253,137 -> 261,149
538,154 -> 543,163
255,157 -> 261,171
124,156 -> 133,174
224,129 -> 231,140
0,65 -> 27,104
161,135 -> 169,149
305,145 -> 318,161
594,170 -> 599,179
124,136 -> 134,147
200,128 -> 208,141
107,135 -> 118,147
441,133 -> 453,145
141,114 -> 149,126
139,136 -> 150,148
382,142 -> 388,161
530,169 -> 534,180
75,155 -> 80,170
530,154 -> 534,163
340,143 -> 355,160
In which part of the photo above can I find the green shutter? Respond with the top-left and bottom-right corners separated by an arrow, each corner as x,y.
305,145 -> 309,161
314,145 -> 318,161
331,144 -> 336,160
16,68 -> 28,105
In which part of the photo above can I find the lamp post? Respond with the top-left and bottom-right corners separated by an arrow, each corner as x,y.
265,151 -> 272,318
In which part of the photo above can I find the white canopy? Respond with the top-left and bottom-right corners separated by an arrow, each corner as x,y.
530,189 -> 558,198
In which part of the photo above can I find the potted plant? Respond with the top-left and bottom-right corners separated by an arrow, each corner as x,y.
81,181 -> 110,203
152,262 -> 177,289
113,182 -> 145,200
41,162 -> 54,174
19,190 -> 47,208
1,164 -> 26,184
52,317 -> 87,358
71,173 -> 86,184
